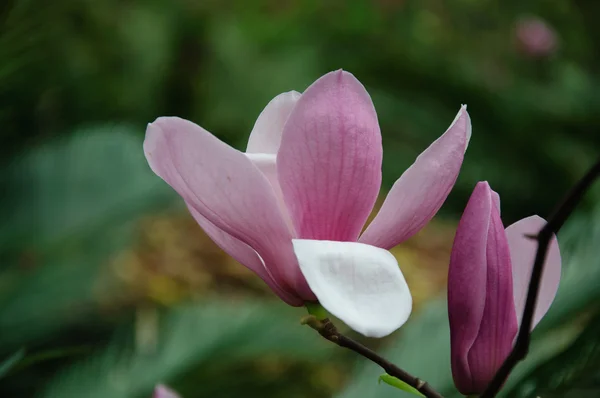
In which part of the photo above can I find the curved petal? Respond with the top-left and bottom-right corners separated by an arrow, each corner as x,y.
154,385 -> 180,398
465,197 -> 518,394
293,239 -> 411,338
278,70 -> 382,241
360,106 -> 471,249
505,215 -> 561,329
246,91 -> 301,154
144,117 -> 314,301
245,153 -> 294,232
187,205 -> 303,306
448,182 -> 494,393
492,190 -> 501,215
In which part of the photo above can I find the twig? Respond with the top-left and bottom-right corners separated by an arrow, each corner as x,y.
303,316 -> 444,398
481,158 -> 600,398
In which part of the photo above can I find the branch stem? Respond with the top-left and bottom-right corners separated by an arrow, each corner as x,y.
303,317 -> 444,398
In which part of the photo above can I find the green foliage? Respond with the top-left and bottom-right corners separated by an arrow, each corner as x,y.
506,309 -> 600,397
0,124 -> 175,257
0,125 -> 177,351
0,349 -> 25,379
40,301 -> 334,398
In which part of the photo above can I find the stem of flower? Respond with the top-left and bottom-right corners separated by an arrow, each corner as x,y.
304,301 -> 328,320
302,316 -> 444,398
480,157 -> 600,398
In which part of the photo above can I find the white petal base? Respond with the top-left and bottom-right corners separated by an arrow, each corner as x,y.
292,239 -> 412,338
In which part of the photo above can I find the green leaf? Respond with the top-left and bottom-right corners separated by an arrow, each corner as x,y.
40,300 -> 334,398
0,349 -> 25,379
378,374 -> 425,397
505,309 -> 600,397
0,124 -> 175,258
0,125 -> 177,350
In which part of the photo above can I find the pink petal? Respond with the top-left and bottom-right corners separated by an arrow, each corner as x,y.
246,91 -> 301,154
246,92 -> 301,230
448,182 -> 518,395
144,117 -> 314,301
465,194 -> 518,394
360,106 -> 471,249
448,182 -> 493,394
505,215 -> 561,329
277,70 -> 382,241
492,190 -> 501,215
153,385 -> 180,398
245,153 -> 295,232
187,205 -> 303,306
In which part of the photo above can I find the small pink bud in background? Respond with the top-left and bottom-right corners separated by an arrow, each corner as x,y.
448,182 -> 561,395
515,17 -> 558,58
153,384 -> 180,398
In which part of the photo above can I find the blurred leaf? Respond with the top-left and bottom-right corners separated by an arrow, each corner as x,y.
506,309 -> 600,397
12,346 -> 90,372
0,125 -> 177,349
537,208 -> 600,330
0,124 -> 175,257
0,349 -> 25,379
378,375 -> 425,397
0,259 -> 105,350
40,300 -> 334,398
337,205 -> 600,398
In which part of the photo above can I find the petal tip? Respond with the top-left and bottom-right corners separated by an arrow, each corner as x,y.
445,105 -> 472,152
153,385 -> 180,398
475,180 -> 491,191
525,214 -> 546,223
319,69 -> 362,89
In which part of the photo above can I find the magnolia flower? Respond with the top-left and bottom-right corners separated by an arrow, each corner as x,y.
144,70 -> 471,337
153,385 -> 180,398
448,182 -> 561,395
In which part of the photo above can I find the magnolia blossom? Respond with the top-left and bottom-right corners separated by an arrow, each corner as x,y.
144,70 -> 471,337
448,182 -> 561,395
153,385 -> 180,398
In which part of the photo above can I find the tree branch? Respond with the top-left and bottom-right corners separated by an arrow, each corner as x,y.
480,157 -> 600,398
303,316 -> 444,398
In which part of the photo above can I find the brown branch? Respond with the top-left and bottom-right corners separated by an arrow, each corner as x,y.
480,157 -> 600,398
303,316 -> 444,398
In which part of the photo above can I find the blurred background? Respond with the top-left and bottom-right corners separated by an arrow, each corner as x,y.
1,1 -> 600,397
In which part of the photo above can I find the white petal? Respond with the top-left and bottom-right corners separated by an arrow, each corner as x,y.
292,239 -> 412,338
246,91 -> 301,154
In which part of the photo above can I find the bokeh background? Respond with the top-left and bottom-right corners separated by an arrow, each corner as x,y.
1,1 -> 600,397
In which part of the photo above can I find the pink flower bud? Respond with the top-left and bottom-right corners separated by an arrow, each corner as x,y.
448,182 -> 561,394
516,17 -> 558,58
